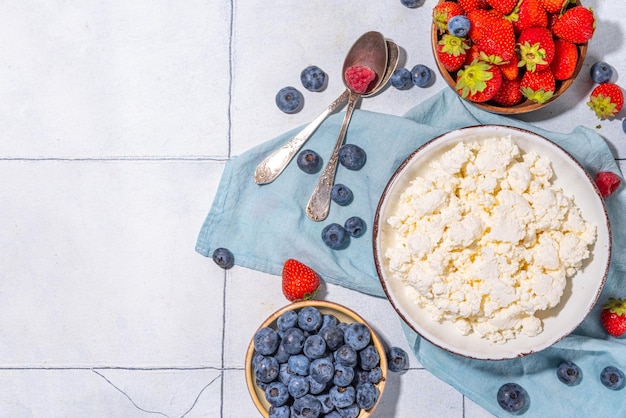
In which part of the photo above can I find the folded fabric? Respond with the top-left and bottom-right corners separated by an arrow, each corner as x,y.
196,88 -> 626,416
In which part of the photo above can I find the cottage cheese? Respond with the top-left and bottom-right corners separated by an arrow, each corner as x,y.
385,136 -> 597,343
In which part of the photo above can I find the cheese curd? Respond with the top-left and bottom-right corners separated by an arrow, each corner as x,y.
385,136 -> 597,343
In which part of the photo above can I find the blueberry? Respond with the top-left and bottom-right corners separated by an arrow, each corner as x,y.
344,216 -> 366,238
212,247 -> 234,269
330,385 -> 356,408
298,306 -> 323,333
356,381 -> 379,410
496,383 -> 529,414
411,64 -> 434,88
307,374 -> 328,395
321,314 -> 339,331
310,357 -> 335,384
279,362 -> 297,385
334,344 -> 358,367
590,61 -> 613,84
255,355 -> 280,383
338,144 -> 366,170
330,185 -> 353,206
622,118 -> 626,134
274,343 -> 290,364
276,86 -> 303,114
288,374 -> 310,398
316,393 -> 334,414
277,310 -> 298,331
333,363 -> 355,387
297,149 -> 322,174
354,369 -> 369,386
292,394 -> 322,416
368,366 -> 383,384
556,361 -> 582,386
265,381 -> 290,407
359,345 -> 380,371
269,405 -> 290,418
387,346 -> 409,372
322,222 -> 349,249
289,354 -> 311,376
321,325 -> 345,351
301,65 -> 327,92
282,327 -> 306,355
336,404 -> 359,418
401,0 -> 425,7
390,67 -> 413,90
254,327 -> 280,356
600,366 -> 625,390
344,322 -> 371,351
324,411 -> 342,418
447,15 -> 471,37
304,334 -> 327,359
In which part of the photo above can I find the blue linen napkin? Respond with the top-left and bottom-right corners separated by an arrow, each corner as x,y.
196,88 -> 626,416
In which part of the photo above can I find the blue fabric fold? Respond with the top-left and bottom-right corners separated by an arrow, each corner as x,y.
197,88 -> 626,416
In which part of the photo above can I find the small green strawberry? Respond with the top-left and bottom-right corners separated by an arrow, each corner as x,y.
601,298 -> 626,337
281,259 -> 321,302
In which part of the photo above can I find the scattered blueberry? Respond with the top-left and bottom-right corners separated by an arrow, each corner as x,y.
301,65 -> 327,92
310,357 -> 335,384
401,0 -> 425,7
359,345 -> 380,371
254,327 -> 280,356
330,385 -> 356,408
282,327 -> 306,355
255,355 -> 280,383
330,184 -> 353,206
298,306 -> 323,332
356,381 -> 379,410
212,247 -> 234,269
387,346 -> 409,372
556,361 -> 582,386
390,68 -> 413,90
265,381 -> 290,407
344,216 -> 366,238
590,61 -> 614,84
322,222 -> 349,249
447,15 -> 471,37
288,374 -> 310,398
277,310 -> 299,331
303,334 -> 327,359
297,149 -> 322,174
622,118 -> 626,134
333,363 -> 355,387
344,323 -> 371,351
496,383 -> 529,414
600,366 -> 625,390
338,144 -> 367,170
411,64 -> 434,88
275,86 -> 303,114
292,394 -> 322,416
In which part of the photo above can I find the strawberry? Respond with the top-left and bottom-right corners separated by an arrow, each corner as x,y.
550,39 -> 578,80
552,6 -> 595,44
473,14 -> 516,62
456,59 -> 503,102
281,259 -> 321,302
511,0 -> 548,34
520,68 -> 555,103
464,44 -> 482,65
539,0 -> 569,14
487,0 -> 517,15
467,9 -> 494,43
517,27 -> 555,72
491,77 -> 523,106
437,34 -> 471,72
433,1 -> 465,33
587,83 -> 624,119
499,53 -> 520,80
600,298 -> 626,337
458,0 -> 489,13
595,172 -> 622,197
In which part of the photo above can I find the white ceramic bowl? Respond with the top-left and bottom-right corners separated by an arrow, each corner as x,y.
373,125 -> 611,360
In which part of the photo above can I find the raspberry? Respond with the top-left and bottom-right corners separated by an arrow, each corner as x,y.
595,171 -> 621,197
344,65 -> 376,94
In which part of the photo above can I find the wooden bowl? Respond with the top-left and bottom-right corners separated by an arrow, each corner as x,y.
431,0 -> 588,114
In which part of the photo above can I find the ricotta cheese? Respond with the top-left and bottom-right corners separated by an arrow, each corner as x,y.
385,136 -> 597,343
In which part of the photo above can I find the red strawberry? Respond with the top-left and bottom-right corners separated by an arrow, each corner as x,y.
474,14 -> 516,62
487,0 -> 517,15
437,34 -> 471,72
539,0 -> 569,14
499,53 -> 520,80
491,77 -> 523,106
520,68 -> 555,103
456,60 -> 503,102
517,27 -> 556,72
587,83 -> 624,119
433,1 -> 465,32
281,259 -> 321,302
595,172 -> 622,197
600,298 -> 626,337
511,0 -> 548,34
550,39 -> 578,80
458,0 -> 489,13
552,6 -> 595,43
464,44 -> 482,65
468,9 -> 494,43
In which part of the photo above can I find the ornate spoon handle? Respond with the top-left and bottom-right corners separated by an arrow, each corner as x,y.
254,89 -> 351,185
306,91 -> 360,221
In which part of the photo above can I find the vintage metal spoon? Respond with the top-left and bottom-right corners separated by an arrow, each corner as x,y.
253,32 -> 394,186
306,33 -> 396,222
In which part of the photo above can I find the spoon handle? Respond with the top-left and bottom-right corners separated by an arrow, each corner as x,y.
306,91 -> 360,222
254,89 -> 351,185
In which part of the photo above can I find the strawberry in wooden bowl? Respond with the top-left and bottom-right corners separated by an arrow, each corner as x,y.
431,0 -> 592,114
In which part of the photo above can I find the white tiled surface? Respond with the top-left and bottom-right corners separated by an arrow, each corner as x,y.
0,1 -> 624,417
